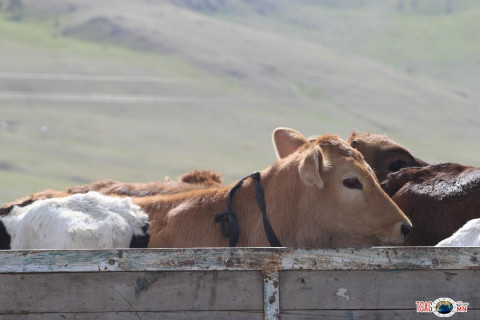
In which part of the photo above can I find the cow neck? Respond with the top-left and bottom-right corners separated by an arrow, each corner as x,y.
214,171 -> 282,247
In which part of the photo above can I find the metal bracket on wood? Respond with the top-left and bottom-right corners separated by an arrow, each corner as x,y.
263,269 -> 280,320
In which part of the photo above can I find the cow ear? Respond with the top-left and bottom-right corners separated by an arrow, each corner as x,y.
346,131 -> 357,144
299,146 -> 324,188
272,127 -> 309,159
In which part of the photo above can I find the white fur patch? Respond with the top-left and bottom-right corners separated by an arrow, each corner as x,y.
436,218 -> 480,246
3,192 -> 148,249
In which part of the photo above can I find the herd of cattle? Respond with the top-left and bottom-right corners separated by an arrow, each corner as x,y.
0,127 -> 478,249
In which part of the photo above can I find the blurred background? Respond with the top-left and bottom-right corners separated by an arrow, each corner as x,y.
0,0 -> 479,204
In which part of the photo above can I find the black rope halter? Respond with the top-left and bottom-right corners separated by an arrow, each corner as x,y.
214,171 -> 282,247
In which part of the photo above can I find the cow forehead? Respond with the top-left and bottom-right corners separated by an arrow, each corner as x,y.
311,135 -> 362,159
351,132 -> 393,145
310,135 -> 375,176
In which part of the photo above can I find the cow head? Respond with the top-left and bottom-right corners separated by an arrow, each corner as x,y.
347,132 -> 428,183
272,128 -> 412,247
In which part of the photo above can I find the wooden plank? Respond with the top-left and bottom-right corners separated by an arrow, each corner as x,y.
0,311 -> 263,320
281,310 -> 480,319
0,247 -> 478,273
280,247 -> 480,271
6,309 -> 478,320
0,313 -> 137,320
0,271 -> 263,313
280,270 -> 479,310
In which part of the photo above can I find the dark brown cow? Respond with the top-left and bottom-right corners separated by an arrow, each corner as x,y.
347,132 -> 428,182
140,128 -> 412,248
381,163 -> 480,246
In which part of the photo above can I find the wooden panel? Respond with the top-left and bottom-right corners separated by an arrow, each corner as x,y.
280,270 -> 479,310
0,247 -> 478,320
0,271 -> 263,313
0,311 -> 262,320
0,247 -> 478,274
281,310 -> 480,319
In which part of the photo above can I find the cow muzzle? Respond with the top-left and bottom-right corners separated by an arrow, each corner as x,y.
375,221 -> 413,244
401,223 -> 412,239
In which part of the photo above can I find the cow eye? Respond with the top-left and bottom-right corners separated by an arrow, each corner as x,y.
343,177 -> 363,190
388,160 -> 407,172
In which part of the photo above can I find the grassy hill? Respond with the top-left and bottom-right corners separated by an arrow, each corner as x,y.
0,0 -> 479,204
180,0 -> 480,90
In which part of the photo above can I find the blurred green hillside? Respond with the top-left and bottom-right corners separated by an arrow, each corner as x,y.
0,0 -> 479,204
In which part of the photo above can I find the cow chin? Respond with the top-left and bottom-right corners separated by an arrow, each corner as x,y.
374,232 -> 405,245
331,233 -> 384,247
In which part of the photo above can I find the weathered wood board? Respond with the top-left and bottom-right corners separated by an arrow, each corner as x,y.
280,310 -> 480,319
0,312 -> 263,320
281,270 -> 479,319
0,247 -> 477,320
281,270 -> 480,309
0,271 -> 263,313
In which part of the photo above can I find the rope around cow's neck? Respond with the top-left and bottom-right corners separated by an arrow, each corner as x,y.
214,171 -> 282,247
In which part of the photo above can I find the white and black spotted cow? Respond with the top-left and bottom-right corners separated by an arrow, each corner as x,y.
0,192 -> 149,249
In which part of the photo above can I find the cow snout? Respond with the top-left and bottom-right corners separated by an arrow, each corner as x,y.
401,224 -> 412,238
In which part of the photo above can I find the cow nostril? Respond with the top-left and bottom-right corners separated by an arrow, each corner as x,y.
401,224 -> 412,238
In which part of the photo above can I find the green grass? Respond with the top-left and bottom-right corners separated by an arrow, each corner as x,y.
0,170 -> 75,203
0,12 -> 206,77
360,7 -> 480,78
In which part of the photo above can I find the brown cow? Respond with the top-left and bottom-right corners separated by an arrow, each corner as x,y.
0,170 -> 224,215
138,128 -> 412,248
67,170 -> 224,196
347,132 -> 428,182
381,163 -> 480,246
